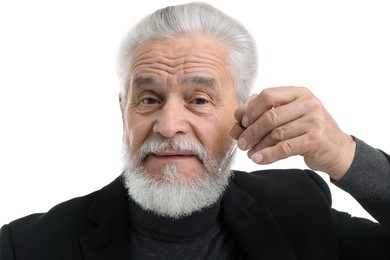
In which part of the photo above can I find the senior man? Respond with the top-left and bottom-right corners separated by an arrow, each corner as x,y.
1,2 -> 390,259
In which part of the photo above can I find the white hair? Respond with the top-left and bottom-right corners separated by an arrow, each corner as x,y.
116,2 -> 258,108
122,134 -> 234,218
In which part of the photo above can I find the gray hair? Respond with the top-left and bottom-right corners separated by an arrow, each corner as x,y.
116,2 -> 258,106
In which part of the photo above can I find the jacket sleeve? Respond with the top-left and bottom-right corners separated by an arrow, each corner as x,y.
333,137 -> 390,202
326,137 -> 390,259
331,209 -> 390,260
332,137 -> 390,230
306,167 -> 390,259
0,225 -> 15,260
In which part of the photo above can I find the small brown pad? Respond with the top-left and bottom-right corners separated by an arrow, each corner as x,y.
230,122 -> 246,140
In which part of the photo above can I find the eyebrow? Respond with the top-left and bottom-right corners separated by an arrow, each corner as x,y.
132,75 -> 216,89
181,76 -> 216,89
132,76 -> 160,87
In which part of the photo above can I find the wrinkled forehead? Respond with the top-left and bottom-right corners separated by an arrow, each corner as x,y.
128,34 -> 234,88
131,34 -> 231,69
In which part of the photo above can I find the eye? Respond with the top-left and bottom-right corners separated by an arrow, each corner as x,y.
141,97 -> 159,105
191,97 -> 209,105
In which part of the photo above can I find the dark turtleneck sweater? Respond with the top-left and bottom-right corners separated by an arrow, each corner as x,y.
128,197 -> 245,259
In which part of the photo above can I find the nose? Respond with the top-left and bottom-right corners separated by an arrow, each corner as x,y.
153,98 -> 191,138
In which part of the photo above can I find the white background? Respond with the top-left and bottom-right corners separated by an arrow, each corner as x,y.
1,0 -> 389,225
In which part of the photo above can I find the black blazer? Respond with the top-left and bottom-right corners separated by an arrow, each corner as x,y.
1,169 -> 390,260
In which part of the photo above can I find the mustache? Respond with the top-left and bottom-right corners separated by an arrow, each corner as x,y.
136,135 -> 208,163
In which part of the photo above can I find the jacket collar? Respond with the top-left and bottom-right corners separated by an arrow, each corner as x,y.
222,180 -> 296,260
78,174 -> 301,260
80,176 -> 131,260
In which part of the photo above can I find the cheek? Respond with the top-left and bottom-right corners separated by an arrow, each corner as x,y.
196,114 -> 236,160
213,108 -> 238,155
125,114 -> 153,154
214,132 -> 234,158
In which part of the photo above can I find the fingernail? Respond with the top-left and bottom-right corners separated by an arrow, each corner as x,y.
252,153 -> 263,163
237,137 -> 248,150
242,116 -> 249,128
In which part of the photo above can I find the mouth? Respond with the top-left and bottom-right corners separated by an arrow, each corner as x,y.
149,150 -> 198,162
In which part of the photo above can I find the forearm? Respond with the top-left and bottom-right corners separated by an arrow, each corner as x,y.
332,138 -> 390,236
332,136 -> 390,201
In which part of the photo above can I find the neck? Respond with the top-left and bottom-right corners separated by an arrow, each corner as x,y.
128,197 -> 222,243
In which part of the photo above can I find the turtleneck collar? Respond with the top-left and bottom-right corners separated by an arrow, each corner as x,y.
128,197 -> 222,243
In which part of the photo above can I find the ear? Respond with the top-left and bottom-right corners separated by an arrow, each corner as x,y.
119,93 -> 124,111
119,93 -> 125,126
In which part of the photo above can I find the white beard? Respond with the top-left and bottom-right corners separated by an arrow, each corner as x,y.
122,135 -> 234,219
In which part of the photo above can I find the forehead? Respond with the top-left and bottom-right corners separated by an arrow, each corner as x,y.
130,34 -> 232,81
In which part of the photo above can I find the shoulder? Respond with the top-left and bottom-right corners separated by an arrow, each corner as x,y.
0,191 -> 97,259
231,168 -> 332,206
1,188 -> 99,253
6,176 -> 124,228
1,176 -> 125,257
223,169 -> 336,253
7,188 -> 98,232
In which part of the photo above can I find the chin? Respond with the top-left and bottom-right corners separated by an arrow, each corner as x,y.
122,159 -> 233,219
144,162 -> 205,184
121,135 -> 235,218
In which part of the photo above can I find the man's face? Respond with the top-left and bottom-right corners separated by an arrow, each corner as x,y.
122,34 -> 238,183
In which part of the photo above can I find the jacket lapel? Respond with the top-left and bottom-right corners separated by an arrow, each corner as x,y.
222,181 -> 296,260
80,176 -> 131,260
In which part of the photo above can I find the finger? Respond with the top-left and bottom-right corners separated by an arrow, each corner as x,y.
238,98 -> 309,151
247,118 -> 308,158
249,135 -> 309,164
241,87 -> 304,128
